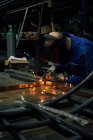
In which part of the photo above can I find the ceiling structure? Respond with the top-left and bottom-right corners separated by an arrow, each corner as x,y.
0,0 -> 93,35
0,0 -> 80,23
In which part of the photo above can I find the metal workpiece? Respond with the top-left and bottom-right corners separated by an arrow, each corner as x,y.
21,100 -> 93,139
38,104 -> 90,126
0,70 -> 93,140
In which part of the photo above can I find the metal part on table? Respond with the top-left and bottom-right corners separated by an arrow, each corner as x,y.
37,104 -> 90,126
21,100 -> 93,139
0,102 -> 81,140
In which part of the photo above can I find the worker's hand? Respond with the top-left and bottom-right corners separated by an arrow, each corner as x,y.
56,73 -> 65,81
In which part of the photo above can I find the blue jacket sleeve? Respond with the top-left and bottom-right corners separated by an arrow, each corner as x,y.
67,75 -> 83,85
66,53 -> 88,85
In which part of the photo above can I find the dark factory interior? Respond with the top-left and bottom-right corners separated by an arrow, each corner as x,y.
0,0 -> 93,140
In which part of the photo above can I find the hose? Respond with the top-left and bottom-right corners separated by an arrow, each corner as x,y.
44,70 -> 93,106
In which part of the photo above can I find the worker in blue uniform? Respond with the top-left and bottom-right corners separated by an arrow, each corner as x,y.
42,32 -> 93,85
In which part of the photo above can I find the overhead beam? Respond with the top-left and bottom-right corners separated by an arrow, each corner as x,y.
7,1 -> 48,14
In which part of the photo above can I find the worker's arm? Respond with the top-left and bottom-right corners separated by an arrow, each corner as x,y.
66,53 -> 88,85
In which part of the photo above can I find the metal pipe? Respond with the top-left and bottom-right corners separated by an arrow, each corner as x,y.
0,107 -> 31,117
70,97 -> 93,114
0,119 -> 50,131
1,118 -> 27,140
7,1 -> 48,14
39,104 -> 89,126
22,101 -> 93,139
16,7 -> 28,48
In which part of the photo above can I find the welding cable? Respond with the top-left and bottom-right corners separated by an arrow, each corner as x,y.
44,70 -> 93,106
70,97 -> 93,114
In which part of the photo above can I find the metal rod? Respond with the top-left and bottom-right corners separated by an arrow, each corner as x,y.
70,97 -> 93,114
7,1 -> 48,14
16,7 -> 28,48
0,107 -> 31,117
50,122 -> 81,139
0,119 -> 50,131
1,119 -> 27,140
22,101 -> 93,139
39,104 -> 89,126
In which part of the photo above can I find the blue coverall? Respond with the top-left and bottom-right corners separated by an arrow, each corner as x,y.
59,33 -> 93,85
56,33 -> 93,85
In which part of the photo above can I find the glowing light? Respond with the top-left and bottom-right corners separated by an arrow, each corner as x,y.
46,81 -> 52,86
30,85 -> 33,88
19,84 -> 23,88
26,84 -> 28,88
39,79 -> 42,82
32,87 -> 36,92
39,79 -> 45,85
65,77 -> 68,80
45,86 -> 49,90
52,90 -> 56,95
41,91 -> 44,94
43,89 -> 46,92
40,99 -> 44,103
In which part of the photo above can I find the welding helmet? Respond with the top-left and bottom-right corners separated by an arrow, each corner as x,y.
38,32 -> 71,62
44,32 -> 65,46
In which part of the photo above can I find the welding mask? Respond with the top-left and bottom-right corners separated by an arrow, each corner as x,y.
37,34 -> 56,60
44,33 -> 71,62
38,32 -> 71,62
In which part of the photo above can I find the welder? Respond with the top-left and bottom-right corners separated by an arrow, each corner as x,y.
40,32 -> 93,85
